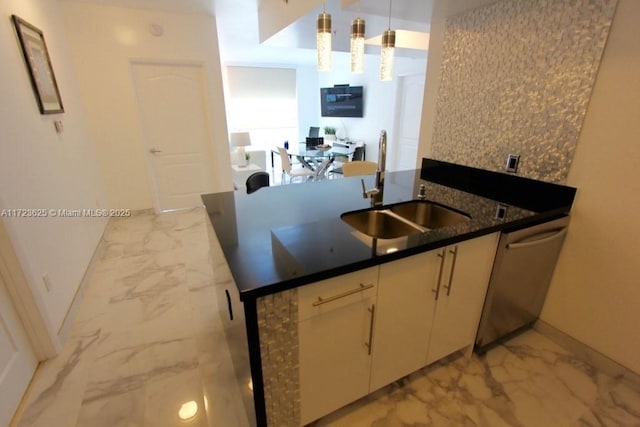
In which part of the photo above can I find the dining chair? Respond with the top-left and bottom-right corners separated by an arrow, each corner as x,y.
352,145 -> 366,162
330,145 -> 366,176
341,161 -> 378,177
278,147 -> 314,184
245,171 -> 270,194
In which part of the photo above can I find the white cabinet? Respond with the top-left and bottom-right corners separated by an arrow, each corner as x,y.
426,233 -> 498,364
298,267 -> 378,426
296,233 -> 498,424
370,250 -> 440,391
371,233 -> 498,391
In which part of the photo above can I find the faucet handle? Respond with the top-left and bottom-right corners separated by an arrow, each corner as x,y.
361,178 -> 380,200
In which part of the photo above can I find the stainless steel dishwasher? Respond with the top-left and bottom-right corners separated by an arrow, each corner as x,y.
475,215 -> 570,351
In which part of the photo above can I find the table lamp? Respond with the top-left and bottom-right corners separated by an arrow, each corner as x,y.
230,132 -> 251,167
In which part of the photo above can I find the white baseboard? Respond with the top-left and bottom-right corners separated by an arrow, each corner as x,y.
534,319 -> 640,382
56,221 -> 110,344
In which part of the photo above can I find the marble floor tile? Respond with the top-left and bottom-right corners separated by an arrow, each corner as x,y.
18,330 -> 101,427
315,331 -> 640,427
15,208 -> 640,427
76,388 -> 145,427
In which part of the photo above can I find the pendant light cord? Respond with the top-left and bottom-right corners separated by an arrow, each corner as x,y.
387,0 -> 392,29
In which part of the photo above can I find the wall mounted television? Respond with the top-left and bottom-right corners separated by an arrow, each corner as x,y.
320,85 -> 363,118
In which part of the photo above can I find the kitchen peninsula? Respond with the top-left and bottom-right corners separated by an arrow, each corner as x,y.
202,158 -> 576,427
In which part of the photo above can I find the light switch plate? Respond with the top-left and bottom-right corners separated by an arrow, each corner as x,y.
505,154 -> 520,173
53,120 -> 64,133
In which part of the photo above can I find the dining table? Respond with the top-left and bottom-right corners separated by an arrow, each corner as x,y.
270,142 -> 356,172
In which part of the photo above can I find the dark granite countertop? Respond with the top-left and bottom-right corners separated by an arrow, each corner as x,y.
202,161 -> 575,301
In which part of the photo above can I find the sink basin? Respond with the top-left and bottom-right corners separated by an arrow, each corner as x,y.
341,201 -> 470,239
389,201 -> 470,229
341,210 -> 422,239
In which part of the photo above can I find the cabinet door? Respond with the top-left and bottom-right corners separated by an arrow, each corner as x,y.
370,249 -> 442,391
427,233 -> 498,364
298,268 -> 378,425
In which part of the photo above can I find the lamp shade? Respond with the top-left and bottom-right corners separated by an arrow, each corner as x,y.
350,17 -> 365,74
230,132 -> 251,147
317,12 -> 332,71
379,29 -> 396,81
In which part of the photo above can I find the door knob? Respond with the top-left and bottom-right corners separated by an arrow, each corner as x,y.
149,148 -> 162,154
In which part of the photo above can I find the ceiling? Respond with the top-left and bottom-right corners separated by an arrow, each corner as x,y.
61,0 -> 432,66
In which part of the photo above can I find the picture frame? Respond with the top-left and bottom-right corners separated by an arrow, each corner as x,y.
11,15 -> 64,114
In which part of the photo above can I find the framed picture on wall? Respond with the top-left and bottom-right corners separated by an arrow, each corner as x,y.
11,15 -> 64,114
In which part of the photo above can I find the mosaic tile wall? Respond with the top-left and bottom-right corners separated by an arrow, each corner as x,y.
257,289 -> 300,427
431,0 -> 617,183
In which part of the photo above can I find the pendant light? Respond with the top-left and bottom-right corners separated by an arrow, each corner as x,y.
379,0 -> 396,81
350,1 -> 365,74
317,3 -> 332,71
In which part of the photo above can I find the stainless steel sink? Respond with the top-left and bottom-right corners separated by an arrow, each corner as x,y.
389,200 -> 470,229
341,200 -> 471,239
340,210 -> 422,239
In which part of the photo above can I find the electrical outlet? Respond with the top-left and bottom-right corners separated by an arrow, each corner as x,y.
42,273 -> 53,292
495,204 -> 508,220
505,154 -> 520,173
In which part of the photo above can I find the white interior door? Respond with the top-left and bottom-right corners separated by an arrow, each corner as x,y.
132,62 -> 216,211
391,74 -> 425,171
0,273 -> 38,426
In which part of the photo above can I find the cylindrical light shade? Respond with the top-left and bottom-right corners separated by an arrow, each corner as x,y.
350,18 -> 365,74
379,30 -> 396,81
317,12 -> 332,71
230,132 -> 251,147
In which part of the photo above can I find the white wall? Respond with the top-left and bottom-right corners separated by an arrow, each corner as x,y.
296,64 -> 321,142
0,0 -> 108,335
318,52 -> 427,162
60,2 -> 233,209
540,0 -> 640,374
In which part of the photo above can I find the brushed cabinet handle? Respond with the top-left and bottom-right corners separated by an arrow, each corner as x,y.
506,227 -> 567,250
149,148 -> 162,154
365,304 -> 375,355
433,248 -> 447,300
443,246 -> 458,296
225,289 -> 234,321
312,283 -> 374,307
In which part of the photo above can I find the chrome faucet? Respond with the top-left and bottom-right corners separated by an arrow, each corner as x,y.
361,130 -> 387,207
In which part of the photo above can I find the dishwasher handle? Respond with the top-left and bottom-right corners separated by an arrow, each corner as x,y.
506,227 -> 567,250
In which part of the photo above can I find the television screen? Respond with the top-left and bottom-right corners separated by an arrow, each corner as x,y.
320,85 -> 363,118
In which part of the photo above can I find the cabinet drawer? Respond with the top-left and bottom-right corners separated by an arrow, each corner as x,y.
298,267 -> 378,321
